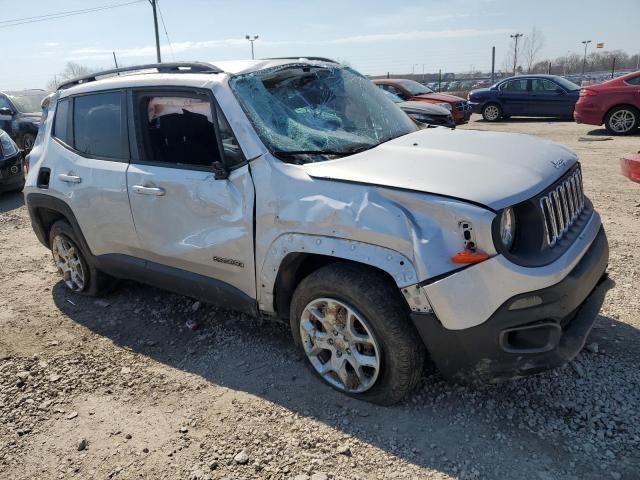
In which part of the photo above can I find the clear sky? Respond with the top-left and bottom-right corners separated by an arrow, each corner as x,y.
1,0 -> 638,89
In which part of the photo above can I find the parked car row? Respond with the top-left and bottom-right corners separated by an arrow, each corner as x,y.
373,79 -> 471,124
466,71 -> 640,135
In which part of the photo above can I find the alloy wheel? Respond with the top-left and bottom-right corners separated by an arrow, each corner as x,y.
483,105 -> 500,121
52,235 -> 86,292
299,298 -> 381,393
609,109 -> 636,133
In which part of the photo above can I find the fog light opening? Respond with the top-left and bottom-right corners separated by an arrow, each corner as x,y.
508,295 -> 543,311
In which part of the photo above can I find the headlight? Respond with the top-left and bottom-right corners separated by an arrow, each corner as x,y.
410,114 -> 434,123
437,103 -> 452,111
499,207 -> 516,250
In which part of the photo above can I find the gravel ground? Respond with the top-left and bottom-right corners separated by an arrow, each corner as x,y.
1,119 -> 639,480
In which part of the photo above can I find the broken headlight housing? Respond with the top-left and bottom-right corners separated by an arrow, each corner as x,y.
499,207 -> 516,251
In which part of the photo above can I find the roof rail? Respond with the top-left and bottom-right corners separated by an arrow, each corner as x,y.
57,62 -> 222,91
263,56 -> 339,64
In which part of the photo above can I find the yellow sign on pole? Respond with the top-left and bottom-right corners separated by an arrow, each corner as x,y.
596,43 -> 605,48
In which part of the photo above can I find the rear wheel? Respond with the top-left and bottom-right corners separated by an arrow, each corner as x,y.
481,103 -> 502,122
49,220 -> 113,296
290,263 -> 425,405
605,106 -> 639,135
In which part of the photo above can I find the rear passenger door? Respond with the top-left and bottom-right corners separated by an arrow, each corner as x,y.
48,91 -> 139,256
125,89 -> 256,304
497,78 -> 530,115
529,78 -> 571,116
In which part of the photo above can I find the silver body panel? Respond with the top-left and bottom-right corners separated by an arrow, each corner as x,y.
304,128 -> 578,210
126,163 -> 256,299
423,210 -> 602,330
25,60 -> 602,334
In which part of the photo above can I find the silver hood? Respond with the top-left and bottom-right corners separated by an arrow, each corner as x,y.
303,128 -> 578,210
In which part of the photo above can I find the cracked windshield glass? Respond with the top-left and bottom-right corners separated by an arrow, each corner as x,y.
230,63 -> 417,163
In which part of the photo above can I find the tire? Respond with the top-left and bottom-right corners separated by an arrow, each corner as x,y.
290,263 -> 426,405
604,106 -> 639,135
22,133 -> 36,153
49,220 -> 113,296
481,103 -> 503,122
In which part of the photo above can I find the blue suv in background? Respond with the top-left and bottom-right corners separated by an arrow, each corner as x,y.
468,75 -> 581,122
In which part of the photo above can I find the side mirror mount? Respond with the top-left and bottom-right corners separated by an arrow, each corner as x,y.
212,161 -> 229,180
0,107 -> 14,116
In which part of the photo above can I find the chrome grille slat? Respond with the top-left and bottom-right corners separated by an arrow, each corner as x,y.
539,168 -> 585,248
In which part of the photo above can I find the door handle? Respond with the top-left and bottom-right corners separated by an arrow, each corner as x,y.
58,173 -> 82,184
132,185 -> 165,196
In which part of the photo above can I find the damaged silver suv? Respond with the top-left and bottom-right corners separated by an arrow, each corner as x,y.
25,59 -> 611,405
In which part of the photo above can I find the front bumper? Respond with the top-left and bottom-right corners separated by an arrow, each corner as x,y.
468,102 -> 483,114
410,227 -> 611,382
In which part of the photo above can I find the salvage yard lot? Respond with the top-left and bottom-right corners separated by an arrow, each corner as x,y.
1,119 -> 639,480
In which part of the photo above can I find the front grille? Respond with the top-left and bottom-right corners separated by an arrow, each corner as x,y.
539,168 -> 585,247
455,101 -> 471,112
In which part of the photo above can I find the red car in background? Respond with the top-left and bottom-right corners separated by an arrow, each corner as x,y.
574,71 -> 640,135
373,79 -> 472,124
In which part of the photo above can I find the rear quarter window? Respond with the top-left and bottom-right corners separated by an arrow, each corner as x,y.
53,98 -> 72,146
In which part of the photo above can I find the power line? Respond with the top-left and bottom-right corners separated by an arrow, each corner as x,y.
0,0 -> 146,29
156,0 -> 175,60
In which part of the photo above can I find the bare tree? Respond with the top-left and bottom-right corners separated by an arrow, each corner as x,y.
46,62 -> 95,91
522,26 -> 544,73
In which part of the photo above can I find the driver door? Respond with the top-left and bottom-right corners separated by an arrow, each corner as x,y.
126,89 -> 257,306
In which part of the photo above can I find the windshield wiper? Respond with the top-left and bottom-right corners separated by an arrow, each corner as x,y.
273,145 -> 375,163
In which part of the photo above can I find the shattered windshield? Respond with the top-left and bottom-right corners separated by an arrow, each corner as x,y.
229,64 -> 417,162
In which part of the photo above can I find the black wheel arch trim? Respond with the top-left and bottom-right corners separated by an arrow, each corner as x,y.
26,192 -> 94,257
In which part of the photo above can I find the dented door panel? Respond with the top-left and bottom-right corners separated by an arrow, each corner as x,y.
126,163 -> 256,299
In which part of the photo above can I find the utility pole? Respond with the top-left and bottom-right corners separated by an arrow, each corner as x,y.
245,35 -> 259,59
581,40 -> 591,75
491,46 -> 495,84
510,33 -> 523,76
422,64 -> 425,83
149,0 -> 161,63
611,57 -> 616,79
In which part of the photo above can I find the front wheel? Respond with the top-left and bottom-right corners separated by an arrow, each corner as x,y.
481,103 -> 503,122
290,263 -> 425,405
605,106 -> 639,135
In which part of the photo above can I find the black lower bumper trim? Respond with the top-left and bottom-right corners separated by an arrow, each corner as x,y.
411,227 -> 612,383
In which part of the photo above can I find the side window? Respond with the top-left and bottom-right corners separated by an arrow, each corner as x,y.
500,79 -> 527,92
532,79 -> 560,94
0,96 -> 12,110
137,94 -> 221,168
74,92 -> 124,159
216,103 -> 245,168
53,98 -> 72,146
625,76 -> 640,86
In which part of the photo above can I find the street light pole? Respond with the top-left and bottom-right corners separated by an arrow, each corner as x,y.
510,33 -> 523,76
149,0 -> 161,63
581,40 -> 592,75
245,35 -> 259,60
